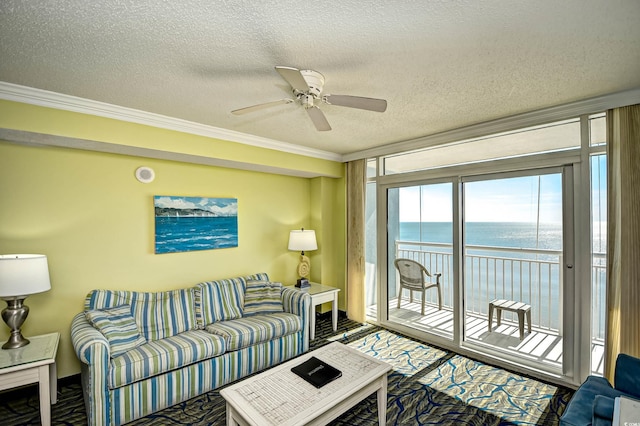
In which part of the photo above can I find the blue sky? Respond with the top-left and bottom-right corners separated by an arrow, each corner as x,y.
399,174 -> 564,223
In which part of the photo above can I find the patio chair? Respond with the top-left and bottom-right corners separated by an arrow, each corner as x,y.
394,258 -> 442,315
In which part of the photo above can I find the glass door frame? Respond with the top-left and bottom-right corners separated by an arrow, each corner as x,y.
376,155 -> 583,383
377,176 -> 462,350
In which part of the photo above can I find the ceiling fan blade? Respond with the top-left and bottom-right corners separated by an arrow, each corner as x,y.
306,106 -> 331,131
231,98 -> 293,115
275,66 -> 309,93
323,94 -> 387,112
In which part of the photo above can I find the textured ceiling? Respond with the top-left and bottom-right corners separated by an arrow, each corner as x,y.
1,1 -> 639,157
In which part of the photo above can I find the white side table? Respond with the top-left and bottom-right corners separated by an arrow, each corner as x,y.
287,283 -> 340,340
0,332 -> 60,426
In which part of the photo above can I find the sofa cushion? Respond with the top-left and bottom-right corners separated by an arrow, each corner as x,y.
85,288 -> 198,341
243,280 -> 284,317
196,278 -> 245,325
205,312 -> 301,351
592,395 -> 615,421
85,305 -> 147,357
108,330 -> 227,388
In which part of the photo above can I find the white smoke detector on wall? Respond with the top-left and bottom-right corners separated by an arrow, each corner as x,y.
135,166 -> 155,183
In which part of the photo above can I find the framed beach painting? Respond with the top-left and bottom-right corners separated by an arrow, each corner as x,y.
154,196 -> 238,254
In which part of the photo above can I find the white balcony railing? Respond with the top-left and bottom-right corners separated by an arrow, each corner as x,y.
394,241 -> 606,338
592,252 -> 606,341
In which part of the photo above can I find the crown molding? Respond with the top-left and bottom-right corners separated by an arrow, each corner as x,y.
343,88 -> 640,162
0,81 -> 343,162
5,81 -> 638,165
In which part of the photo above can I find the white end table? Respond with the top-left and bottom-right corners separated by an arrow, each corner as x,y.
0,332 -> 60,426
286,283 -> 340,340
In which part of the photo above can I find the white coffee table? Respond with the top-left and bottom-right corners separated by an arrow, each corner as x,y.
0,332 -> 60,426
221,341 -> 391,426
286,282 -> 340,340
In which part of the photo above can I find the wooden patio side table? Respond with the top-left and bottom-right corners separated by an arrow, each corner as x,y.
488,299 -> 531,340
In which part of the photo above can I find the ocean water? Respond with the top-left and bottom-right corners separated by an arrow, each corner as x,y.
399,221 -> 606,252
155,216 -> 238,254
400,221 -> 563,250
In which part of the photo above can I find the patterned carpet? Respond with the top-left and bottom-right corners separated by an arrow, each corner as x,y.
0,315 -> 573,425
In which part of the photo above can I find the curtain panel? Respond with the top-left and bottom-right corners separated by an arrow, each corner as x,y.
605,104 -> 640,380
346,159 -> 366,322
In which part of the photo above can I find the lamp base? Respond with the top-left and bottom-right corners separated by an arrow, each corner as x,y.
2,332 -> 30,349
1,298 -> 30,350
295,278 -> 310,288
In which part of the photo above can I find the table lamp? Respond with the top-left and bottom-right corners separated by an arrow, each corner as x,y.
288,228 -> 317,288
0,254 -> 51,349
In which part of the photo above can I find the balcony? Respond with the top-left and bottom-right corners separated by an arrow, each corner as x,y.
366,241 -> 605,375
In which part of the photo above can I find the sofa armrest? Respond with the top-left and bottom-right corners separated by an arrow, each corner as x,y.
592,395 -> 615,422
614,353 -> 640,398
70,312 -> 112,426
71,312 -> 110,363
282,287 -> 311,351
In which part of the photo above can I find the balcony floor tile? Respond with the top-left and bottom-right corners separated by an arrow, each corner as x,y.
367,298 -> 604,376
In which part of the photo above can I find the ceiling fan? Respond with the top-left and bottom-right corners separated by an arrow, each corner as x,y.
231,66 -> 387,131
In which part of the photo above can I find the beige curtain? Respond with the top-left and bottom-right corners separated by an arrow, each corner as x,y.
346,159 -> 366,322
605,104 -> 640,380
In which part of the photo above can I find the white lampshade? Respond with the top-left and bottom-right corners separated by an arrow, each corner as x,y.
288,229 -> 318,252
0,254 -> 51,298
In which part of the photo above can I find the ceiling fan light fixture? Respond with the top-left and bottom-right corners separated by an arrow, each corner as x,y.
298,70 -> 324,98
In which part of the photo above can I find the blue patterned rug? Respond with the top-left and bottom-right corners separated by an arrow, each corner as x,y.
329,326 -> 571,425
0,316 -> 572,425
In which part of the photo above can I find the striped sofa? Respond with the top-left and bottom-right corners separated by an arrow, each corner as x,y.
71,273 -> 310,426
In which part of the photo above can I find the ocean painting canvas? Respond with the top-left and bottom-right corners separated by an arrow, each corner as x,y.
154,196 -> 238,254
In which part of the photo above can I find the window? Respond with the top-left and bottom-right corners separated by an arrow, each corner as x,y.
383,119 -> 581,175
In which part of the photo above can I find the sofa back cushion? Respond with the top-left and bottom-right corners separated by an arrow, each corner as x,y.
196,278 -> 246,325
85,288 -> 198,341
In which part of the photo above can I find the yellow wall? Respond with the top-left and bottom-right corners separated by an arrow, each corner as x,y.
0,101 -> 346,378
310,176 -> 347,313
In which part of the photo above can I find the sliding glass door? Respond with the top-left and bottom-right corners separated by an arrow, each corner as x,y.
462,170 -> 567,373
386,182 -> 454,340
380,167 -> 572,374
